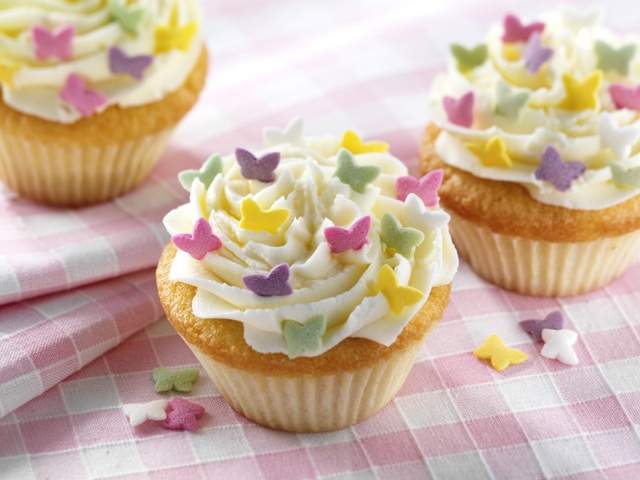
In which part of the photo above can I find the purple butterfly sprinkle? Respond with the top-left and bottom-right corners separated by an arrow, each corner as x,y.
243,263 -> 293,297
109,46 -> 153,80
520,311 -> 564,342
235,148 -> 280,183
535,146 -> 586,192
523,31 -> 553,74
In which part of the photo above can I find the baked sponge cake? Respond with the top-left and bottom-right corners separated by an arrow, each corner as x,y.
421,8 -> 640,296
156,120 -> 458,432
0,0 -> 207,206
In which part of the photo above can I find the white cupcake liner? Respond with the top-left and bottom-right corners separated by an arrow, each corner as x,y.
185,337 -> 425,432
449,212 -> 640,296
0,128 -> 173,206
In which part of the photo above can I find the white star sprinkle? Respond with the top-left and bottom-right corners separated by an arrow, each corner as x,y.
122,399 -> 169,427
598,113 -> 640,160
263,116 -> 306,147
541,329 -> 579,366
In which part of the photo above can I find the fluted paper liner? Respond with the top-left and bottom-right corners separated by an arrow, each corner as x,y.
185,337 -> 424,432
0,128 -> 173,206
449,212 -> 640,297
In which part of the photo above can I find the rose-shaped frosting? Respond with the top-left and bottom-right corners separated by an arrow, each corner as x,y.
0,0 -> 202,123
163,127 -> 458,358
428,7 -> 640,210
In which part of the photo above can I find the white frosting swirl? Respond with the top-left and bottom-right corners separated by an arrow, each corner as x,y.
428,8 -> 640,210
163,137 -> 458,357
0,0 -> 202,123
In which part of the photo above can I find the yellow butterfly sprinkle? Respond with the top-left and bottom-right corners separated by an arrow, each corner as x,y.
0,61 -> 21,88
341,130 -> 389,155
464,136 -> 512,168
556,71 -> 602,111
372,264 -> 423,314
474,334 -> 528,371
155,22 -> 197,54
239,198 -> 290,234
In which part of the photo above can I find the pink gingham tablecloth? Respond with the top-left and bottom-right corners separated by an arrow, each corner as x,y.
1,0 -> 640,478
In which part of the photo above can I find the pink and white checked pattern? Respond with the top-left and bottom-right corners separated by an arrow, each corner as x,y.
2,0 -> 640,478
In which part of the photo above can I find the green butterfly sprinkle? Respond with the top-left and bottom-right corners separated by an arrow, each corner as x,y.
179,154 -> 223,191
494,81 -> 530,121
108,0 -> 145,36
595,40 -> 636,76
379,213 -> 424,259
282,314 -> 327,359
450,43 -> 488,74
153,367 -> 200,393
334,148 -> 381,194
609,160 -> 640,189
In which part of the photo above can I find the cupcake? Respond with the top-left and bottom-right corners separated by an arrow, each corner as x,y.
0,0 -> 207,206
422,8 -> 640,297
156,119 -> 458,432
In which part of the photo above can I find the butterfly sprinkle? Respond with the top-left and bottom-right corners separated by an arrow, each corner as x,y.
236,148 -> 280,183
534,146 -> 586,192
239,198 -> 290,234
153,367 -> 200,393
372,264 -> 423,314
443,91 -> 474,128
324,216 -> 371,254
263,116 -> 306,147
595,40 -> 636,76
243,263 -> 293,297
172,218 -> 222,260
396,170 -> 443,207
32,25 -> 74,61
541,329 -> 579,366
450,44 -> 488,73
109,46 -> 153,80
282,314 -> 327,359
334,149 -> 381,194
609,83 -> 640,111
502,14 -> 545,43
341,130 -> 389,154
520,311 -> 564,342
380,212 -> 424,259
162,398 -> 205,432
178,154 -> 224,191
122,400 -> 169,427
59,74 -> 107,117
474,334 -> 528,371
523,31 -> 553,74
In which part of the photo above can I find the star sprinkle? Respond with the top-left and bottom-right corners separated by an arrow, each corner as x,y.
609,83 -> 640,111
556,72 -> 602,111
122,400 -> 169,427
109,46 -> 153,80
535,146 -> 586,192
598,113 -> 640,160
178,154 -> 223,191
474,334 -> 528,371
595,41 -> 636,76
155,22 -> 197,54
523,32 -> 553,74
450,44 -> 488,73
380,213 -> 424,259
108,0 -> 145,36
282,314 -> 327,359
239,198 -> 290,234
541,329 -> 579,365
235,148 -> 280,183
334,149 -> 381,194
341,130 -> 389,154
465,136 -> 512,168
396,169 -> 443,207
609,160 -> 640,189
162,398 -> 205,432
372,264 -> 423,314
59,74 -> 107,117
519,311 -> 564,342
0,61 -> 20,88
243,263 -> 293,297
324,215 -> 371,254
264,116 -> 305,147
443,91 -> 474,128
494,81 -> 530,120
172,218 -> 222,260
153,367 -> 200,393
31,25 -> 74,61
501,14 -> 545,43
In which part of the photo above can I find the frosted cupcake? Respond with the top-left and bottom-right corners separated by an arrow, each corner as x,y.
0,0 -> 207,206
156,119 -> 458,432
422,8 -> 640,296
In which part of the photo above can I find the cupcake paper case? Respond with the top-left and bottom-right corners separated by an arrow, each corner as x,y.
156,121 -> 458,432
421,8 -> 640,297
0,0 -> 207,206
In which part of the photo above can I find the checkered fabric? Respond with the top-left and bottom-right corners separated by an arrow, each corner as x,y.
1,0 -> 640,478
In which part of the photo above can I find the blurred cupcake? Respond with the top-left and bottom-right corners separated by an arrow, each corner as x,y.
156,120 -> 458,431
0,0 -> 207,206
421,8 -> 640,296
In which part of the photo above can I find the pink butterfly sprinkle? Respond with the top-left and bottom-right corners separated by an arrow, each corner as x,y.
162,398 -> 205,432
396,170 -> 444,207
59,74 -> 107,117
502,14 -> 545,43
443,91 -> 474,128
324,216 -> 371,254
609,83 -> 640,111
172,217 -> 222,260
32,25 -> 75,61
